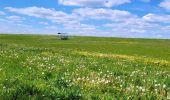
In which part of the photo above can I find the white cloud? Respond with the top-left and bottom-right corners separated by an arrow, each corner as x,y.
0,11 -> 5,15
102,12 -> 170,38
159,0 -> 170,11
73,8 -> 135,22
5,6 -> 77,24
64,23 -> 96,30
3,6 -> 170,38
39,22 -> 48,25
0,18 -> 7,22
6,15 -> 23,23
0,21 -> 58,34
58,0 -> 131,7
140,0 -> 150,3
103,21 -> 169,38
143,13 -> 170,23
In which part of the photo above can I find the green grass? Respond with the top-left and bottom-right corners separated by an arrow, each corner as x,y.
0,34 -> 170,99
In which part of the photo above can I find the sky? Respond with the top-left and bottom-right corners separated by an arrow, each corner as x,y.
0,0 -> 170,38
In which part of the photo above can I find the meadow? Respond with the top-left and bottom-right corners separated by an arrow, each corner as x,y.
0,34 -> 170,99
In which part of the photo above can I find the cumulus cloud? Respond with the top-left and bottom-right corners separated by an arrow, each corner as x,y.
143,13 -> 170,23
73,8 -> 136,22
103,21 -> 169,38
140,0 -> 151,3
4,6 -> 97,34
101,11 -> 170,38
64,23 -> 96,30
3,6 -> 170,38
58,0 -> 131,7
5,6 -> 77,24
0,11 -> 5,15
159,0 -> 170,11
39,22 -> 48,25
6,15 -> 23,23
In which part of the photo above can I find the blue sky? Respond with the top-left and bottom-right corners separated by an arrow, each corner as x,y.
0,0 -> 170,38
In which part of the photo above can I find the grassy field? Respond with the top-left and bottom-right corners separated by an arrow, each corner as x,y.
0,34 -> 170,99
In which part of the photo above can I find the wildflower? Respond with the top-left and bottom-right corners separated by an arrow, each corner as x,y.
163,84 -> 166,88
3,86 -> 6,89
139,86 -> 142,90
167,93 -> 170,100
105,80 -> 110,84
142,88 -> 145,92
126,87 -> 131,91
155,84 -> 160,87
77,78 -> 81,80
91,80 -> 95,83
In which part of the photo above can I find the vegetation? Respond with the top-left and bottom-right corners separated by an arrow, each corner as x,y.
0,34 -> 170,99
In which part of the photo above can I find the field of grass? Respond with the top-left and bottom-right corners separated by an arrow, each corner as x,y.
0,34 -> 170,99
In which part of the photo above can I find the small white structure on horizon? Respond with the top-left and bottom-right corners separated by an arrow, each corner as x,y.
58,33 -> 69,40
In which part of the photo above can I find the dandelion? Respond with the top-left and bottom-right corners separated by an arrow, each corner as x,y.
77,78 -> 81,80
91,80 -> 95,83
104,80 -> 110,84
155,84 -> 160,87
155,89 -> 158,93
167,93 -> 170,100
142,88 -> 145,92
163,84 -> 166,88
3,86 -> 6,89
139,86 -> 142,90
